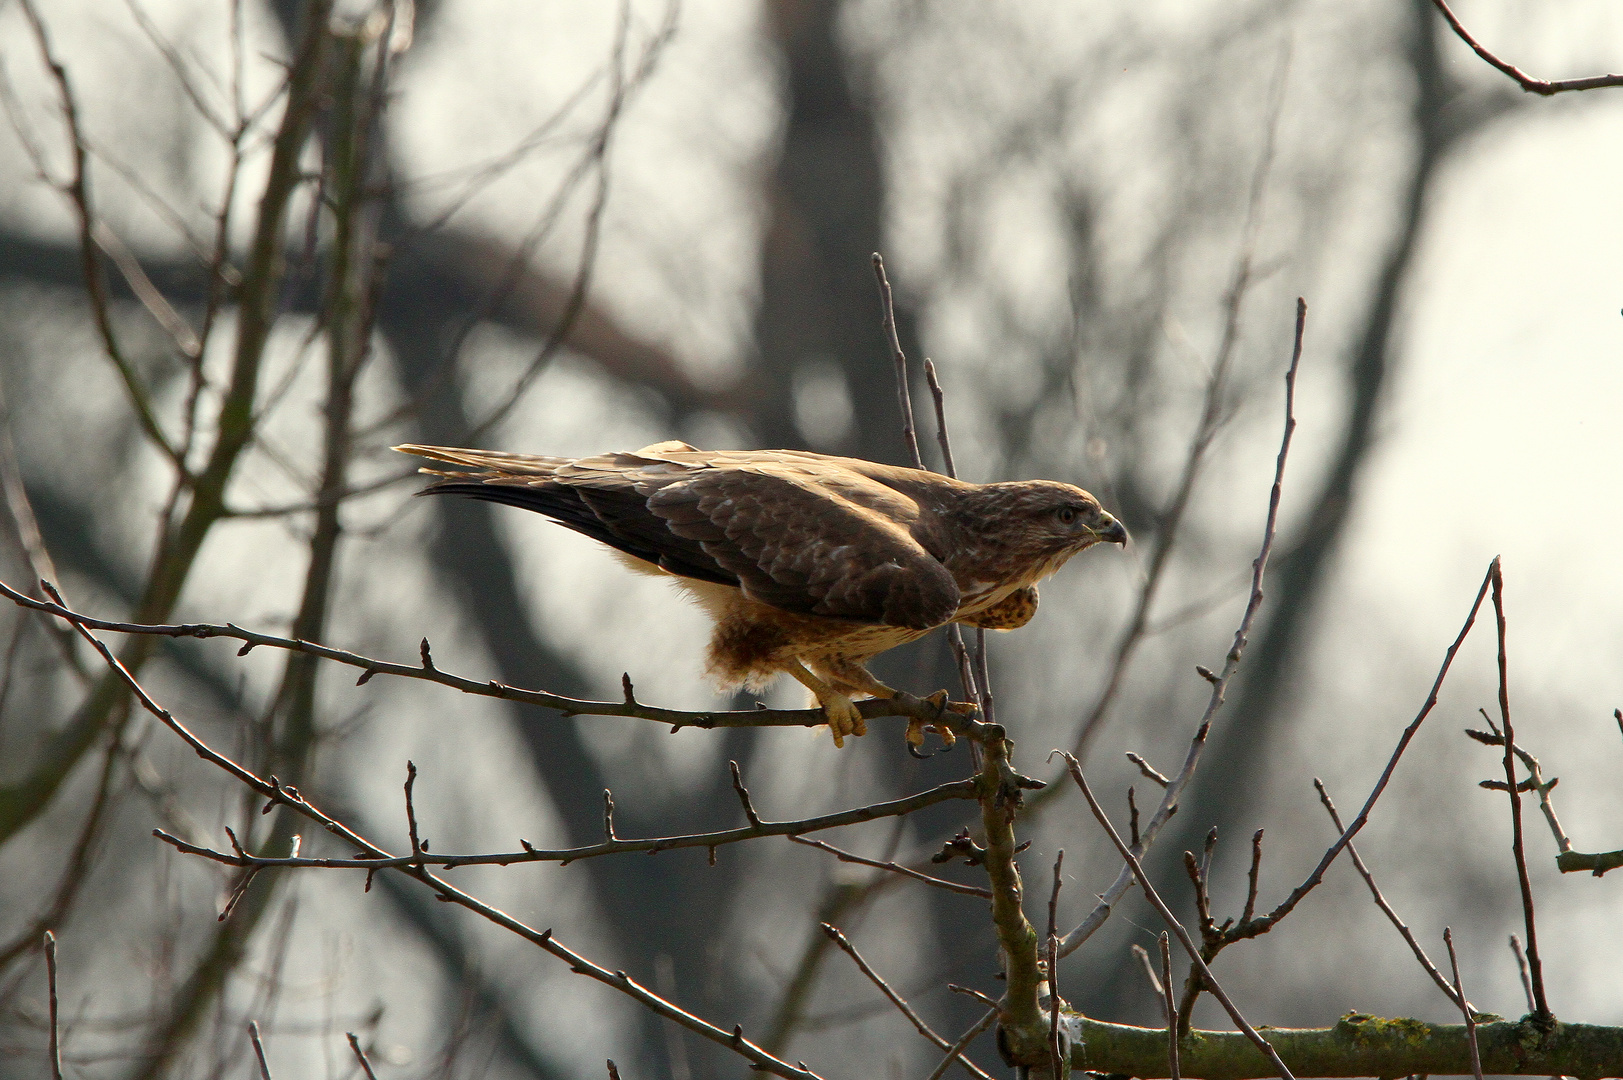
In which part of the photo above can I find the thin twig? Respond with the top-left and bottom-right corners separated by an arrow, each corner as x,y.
1161,932 -> 1180,1080
68,609 -> 823,1080
1047,849 -> 1065,1077
1065,759 -> 1294,1080
873,252 -> 923,471
1509,935 -> 1536,1016
1491,559 -> 1551,1023
1444,928 -> 1485,1080
404,761 -> 424,854
248,1021 -> 272,1080
158,776 -> 978,872
788,835 -> 991,898
44,931 -> 62,1080
346,1032 -> 379,1080
1428,0 -> 1623,95
0,580 -> 982,739
923,360 -> 957,478
1315,779 -> 1466,1010
1059,298 -> 1306,958
1242,829 -> 1264,925
1131,945 -> 1167,1022
1126,753 -> 1169,787
924,1008 -> 999,1080
819,924 -> 995,1080
1207,559 -> 1498,944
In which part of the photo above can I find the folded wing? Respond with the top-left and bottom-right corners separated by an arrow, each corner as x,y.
397,443 -> 960,629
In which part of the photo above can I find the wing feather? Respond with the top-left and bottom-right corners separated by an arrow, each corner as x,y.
396,444 -> 959,629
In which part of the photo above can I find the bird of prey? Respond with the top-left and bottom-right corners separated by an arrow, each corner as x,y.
397,442 -> 1127,747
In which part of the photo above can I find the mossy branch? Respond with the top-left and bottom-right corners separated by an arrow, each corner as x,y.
1068,1011 -> 1623,1079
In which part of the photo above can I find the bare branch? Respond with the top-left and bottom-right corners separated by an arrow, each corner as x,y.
1444,929 -> 1485,1080
1489,559 -> 1551,1024
346,1033 -> 379,1080
1127,752 -> 1169,787
820,923 -> 994,1080
1315,779 -> 1466,1011
67,601 -> 824,1079
1429,0 -> 1623,95
788,835 -> 992,898
0,579 -> 982,739
248,1021 -> 272,1080
1046,849 -> 1065,1077
44,931 -> 62,1080
873,252 -> 923,471
1161,932 -> 1180,1080
1509,935 -> 1536,1016
925,1008 -> 998,1080
156,775 -> 977,871
1060,297 -> 1307,958
1065,758 -> 1294,1080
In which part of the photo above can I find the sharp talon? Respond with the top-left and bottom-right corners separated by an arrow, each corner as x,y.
908,742 -> 933,760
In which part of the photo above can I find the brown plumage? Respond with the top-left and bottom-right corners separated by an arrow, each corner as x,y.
396,441 -> 1127,746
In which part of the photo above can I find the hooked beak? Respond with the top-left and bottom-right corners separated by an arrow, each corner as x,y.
1095,514 -> 1128,547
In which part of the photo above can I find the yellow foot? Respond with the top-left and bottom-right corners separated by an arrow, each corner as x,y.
820,692 -> 866,749
908,692 -> 963,749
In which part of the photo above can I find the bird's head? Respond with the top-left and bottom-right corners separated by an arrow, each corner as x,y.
955,479 -> 1128,578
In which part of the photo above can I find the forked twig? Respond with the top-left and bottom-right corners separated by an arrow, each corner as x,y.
1065,758 -> 1295,1080
820,923 -> 994,1080
1059,298 -> 1307,958
1489,560 -> 1551,1023
1315,779 -> 1466,1010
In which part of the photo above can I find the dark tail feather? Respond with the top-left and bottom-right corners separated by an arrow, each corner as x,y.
420,481 -> 737,588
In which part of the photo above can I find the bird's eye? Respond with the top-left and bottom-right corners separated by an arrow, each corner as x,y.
1056,506 -> 1077,524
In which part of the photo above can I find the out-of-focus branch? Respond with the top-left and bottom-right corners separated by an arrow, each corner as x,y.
1058,299 -> 1306,957
1429,0 -> 1623,95
1062,56 -> 1291,766
0,0 -> 336,849
17,0 -> 184,470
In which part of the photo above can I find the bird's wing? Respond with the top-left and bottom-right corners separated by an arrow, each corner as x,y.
395,445 -> 959,629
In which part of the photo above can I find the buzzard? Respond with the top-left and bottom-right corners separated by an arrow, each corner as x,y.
397,442 -> 1127,746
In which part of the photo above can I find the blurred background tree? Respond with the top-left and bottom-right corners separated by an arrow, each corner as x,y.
0,0 -> 1619,1077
